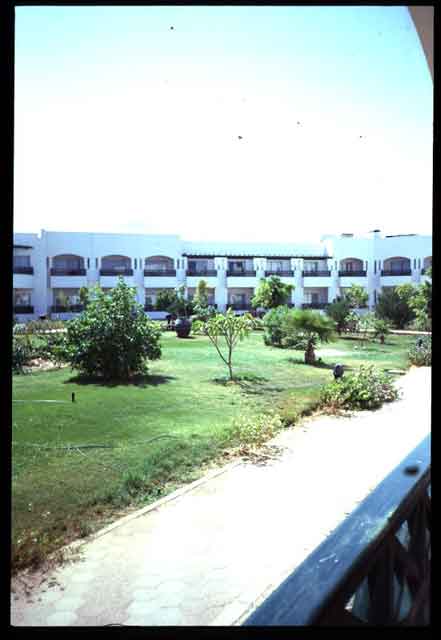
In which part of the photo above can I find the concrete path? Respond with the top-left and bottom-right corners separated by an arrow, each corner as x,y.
11,367 -> 431,627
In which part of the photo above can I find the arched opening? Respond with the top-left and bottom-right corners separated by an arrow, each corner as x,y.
382,257 -> 411,276
51,254 -> 85,275
101,255 -> 132,275
422,256 -> 432,274
144,256 -> 176,276
338,258 -> 365,276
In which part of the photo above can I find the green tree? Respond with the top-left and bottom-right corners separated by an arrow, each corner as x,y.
251,276 -> 294,310
193,308 -> 255,380
375,287 -> 416,329
155,289 -> 178,312
343,284 -> 368,309
79,286 -> 90,308
193,279 -> 209,308
325,297 -> 352,334
281,309 -> 336,364
63,278 -> 162,380
400,268 -> 432,330
169,285 -> 195,318
262,305 -> 291,346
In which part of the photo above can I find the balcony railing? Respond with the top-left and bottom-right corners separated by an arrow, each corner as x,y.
227,303 -> 253,310
339,270 -> 367,277
13,305 -> 34,314
381,270 -> 412,277
100,268 -> 134,276
51,305 -> 84,313
302,302 -> 329,309
144,269 -> 176,277
227,270 -> 257,277
302,270 -> 331,277
50,268 -> 86,276
186,270 -> 217,277
265,270 -> 294,277
13,266 -> 34,275
244,435 -> 430,626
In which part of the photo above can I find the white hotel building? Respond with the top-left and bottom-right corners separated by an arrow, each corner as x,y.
13,229 -> 432,322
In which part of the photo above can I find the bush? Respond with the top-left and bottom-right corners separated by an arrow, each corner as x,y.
262,306 -> 291,346
12,336 -> 33,373
33,333 -> 69,366
320,364 -> 399,410
408,336 -> 431,366
232,411 -> 283,447
63,279 -> 162,380
376,287 -> 415,329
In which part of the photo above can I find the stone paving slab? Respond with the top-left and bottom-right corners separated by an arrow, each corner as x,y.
11,367 -> 431,627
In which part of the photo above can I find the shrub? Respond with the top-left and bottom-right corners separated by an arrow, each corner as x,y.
63,279 -> 162,380
320,364 -> 399,411
325,297 -> 352,334
12,336 -> 33,373
281,309 -> 336,364
376,287 -> 415,329
33,333 -> 69,366
232,411 -> 283,447
408,336 -> 431,366
262,306 -> 291,346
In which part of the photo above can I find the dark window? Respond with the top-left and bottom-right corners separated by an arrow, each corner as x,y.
87,258 -> 90,269
95,258 -> 98,268
134,259 -> 137,269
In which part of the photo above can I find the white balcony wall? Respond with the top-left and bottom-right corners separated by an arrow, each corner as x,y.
50,275 -> 87,289
144,276 -> 178,288
13,273 -> 34,289
100,275 -> 136,288
302,274 -> 332,287
186,276 -> 218,288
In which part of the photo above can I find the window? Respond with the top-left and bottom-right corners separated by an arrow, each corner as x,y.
14,289 -> 31,306
13,255 -> 31,267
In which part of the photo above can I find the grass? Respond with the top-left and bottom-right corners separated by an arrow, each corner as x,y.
11,331 -> 414,574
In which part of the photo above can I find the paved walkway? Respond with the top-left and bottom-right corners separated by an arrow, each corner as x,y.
11,367 -> 431,627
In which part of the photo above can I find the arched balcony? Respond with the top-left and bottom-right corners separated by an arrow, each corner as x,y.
381,257 -> 411,277
422,256 -> 432,275
338,258 -> 366,277
100,255 -> 133,276
51,254 -> 86,276
144,256 -> 176,277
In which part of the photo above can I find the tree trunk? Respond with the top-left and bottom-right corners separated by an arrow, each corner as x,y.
305,341 -> 316,365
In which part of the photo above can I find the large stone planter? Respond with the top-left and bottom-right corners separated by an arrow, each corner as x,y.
175,317 -> 192,338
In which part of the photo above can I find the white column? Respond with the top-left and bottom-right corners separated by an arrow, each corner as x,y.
176,257 -> 186,287
293,258 -> 303,307
215,257 -> 227,311
255,257 -> 266,281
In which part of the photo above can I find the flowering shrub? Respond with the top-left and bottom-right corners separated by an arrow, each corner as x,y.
232,411 -> 283,447
408,336 -> 431,366
320,364 -> 399,410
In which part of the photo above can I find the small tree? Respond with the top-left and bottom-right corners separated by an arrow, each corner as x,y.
169,285 -> 194,318
155,289 -> 178,312
325,297 -> 352,335
251,276 -> 294,310
193,279 -> 209,308
372,318 -> 391,344
375,287 -> 415,329
343,284 -> 368,309
63,278 -> 162,380
401,269 -> 432,330
281,309 -> 336,364
193,308 -> 255,380
79,286 -> 90,308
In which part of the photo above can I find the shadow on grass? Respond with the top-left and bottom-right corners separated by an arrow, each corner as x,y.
64,374 -> 176,388
212,374 -> 285,395
287,357 -> 354,372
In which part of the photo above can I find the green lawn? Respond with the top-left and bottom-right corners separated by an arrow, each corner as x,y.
11,331 -> 414,573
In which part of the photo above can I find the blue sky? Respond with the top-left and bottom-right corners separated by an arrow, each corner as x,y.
14,6 -> 433,242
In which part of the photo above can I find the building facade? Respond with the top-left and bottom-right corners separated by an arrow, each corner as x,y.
12,229 -> 432,321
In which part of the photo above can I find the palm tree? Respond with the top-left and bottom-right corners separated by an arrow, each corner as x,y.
282,309 -> 336,364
